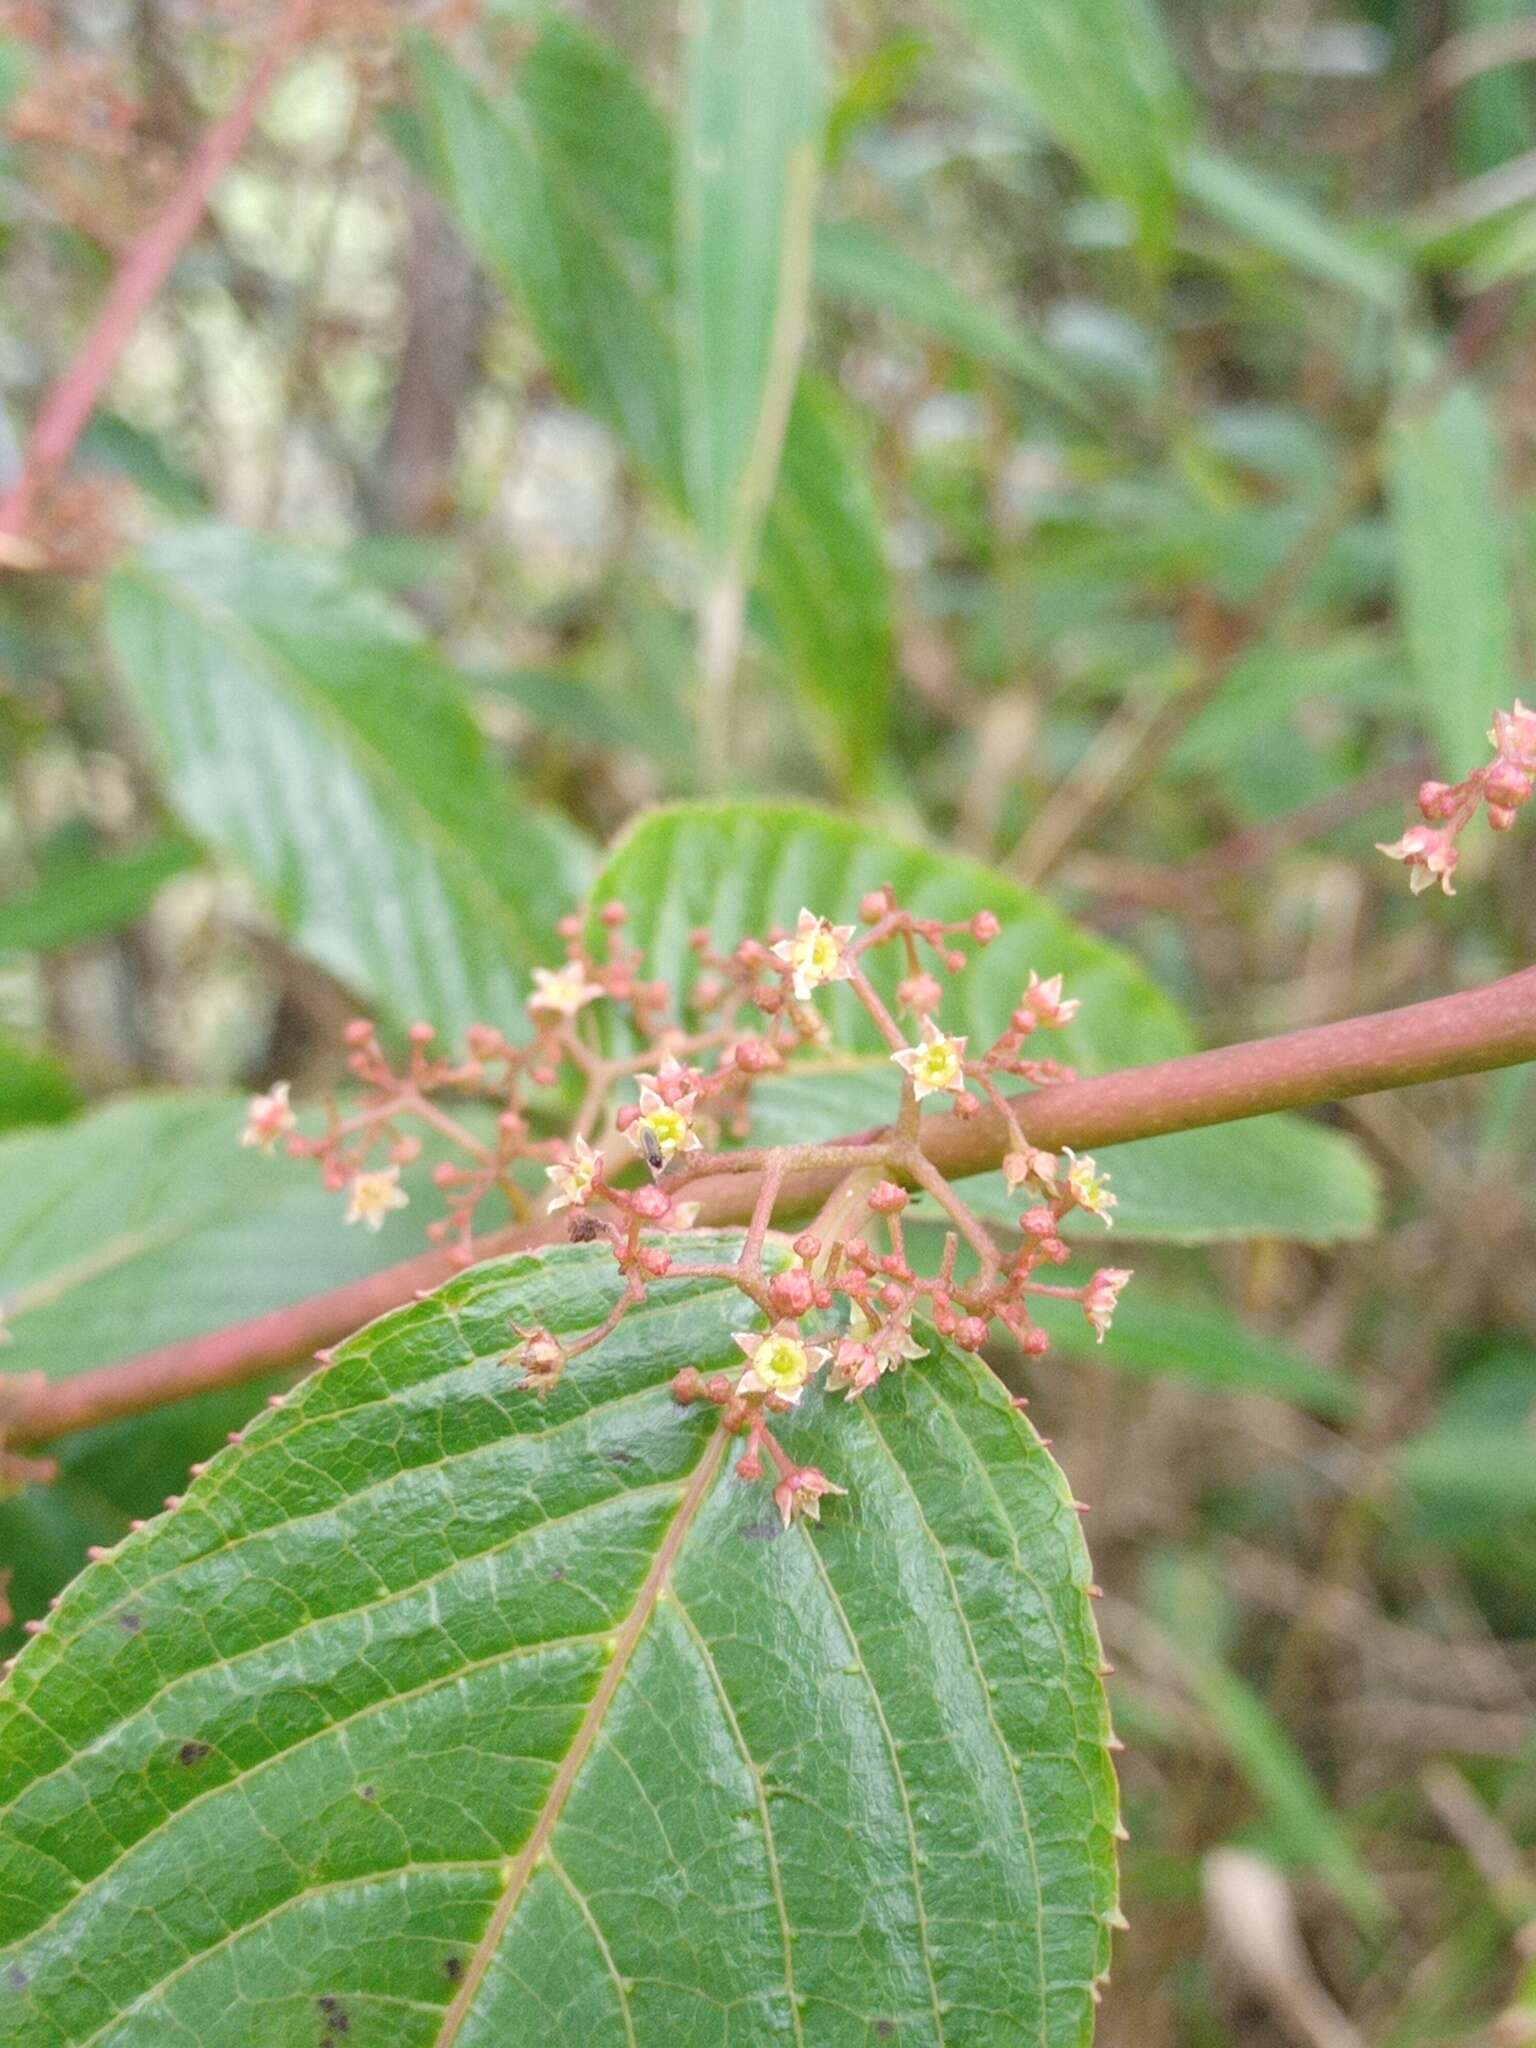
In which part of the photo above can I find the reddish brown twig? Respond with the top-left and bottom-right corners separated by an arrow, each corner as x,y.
0,0 -> 321,552
10,960 -> 1535,1448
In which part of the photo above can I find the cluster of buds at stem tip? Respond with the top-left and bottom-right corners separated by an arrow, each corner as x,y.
238,888 -> 1131,1525
1379,700 -> 1536,896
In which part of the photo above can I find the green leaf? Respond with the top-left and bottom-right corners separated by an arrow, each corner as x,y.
938,0 -> 1190,257
1178,145 -> 1408,313
0,833 -> 200,956
407,32 -> 684,497
757,380 -> 894,789
1386,379 -> 1515,778
748,1064 -> 1378,1250
963,1118 -> 1380,1248
1026,1290 -> 1358,1416
0,1093 -> 426,1384
0,1037 -> 81,1134
815,220 -> 1093,417
591,799 -> 1192,1071
0,1239 -> 1120,2044
106,525 -> 587,1040
679,0 -> 823,567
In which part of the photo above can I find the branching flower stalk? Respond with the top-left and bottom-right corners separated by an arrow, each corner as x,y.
1378,700 -> 1536,894
243,892 -> 1132,1525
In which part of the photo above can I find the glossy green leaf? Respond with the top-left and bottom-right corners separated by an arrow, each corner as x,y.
0,833 -> 200,956
748,1064 -> 1378,1250
106,526 -> 587,1039
938,0 -> 1190,256
1178,145 -> 1407,312
1386,379 -> 1515,778
757,380 -> 894,789
0,1093 -> 423,1385
407,33 -> 684,497
815,220 -> 1092,417
590,800 -> 1192,1071
679,0 -> 823,566
0,1238 -> 1119,2045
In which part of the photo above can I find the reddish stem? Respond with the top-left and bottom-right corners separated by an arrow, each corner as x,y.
9,962 -> 1536,1448
0,0 -> 321,546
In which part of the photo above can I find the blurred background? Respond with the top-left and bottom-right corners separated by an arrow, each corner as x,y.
3,1 -> 1536,2042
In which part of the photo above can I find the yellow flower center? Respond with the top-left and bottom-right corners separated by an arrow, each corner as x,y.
918,1042 -> 958,1088
642,1106 -> 690,1158
752,1334 -> 810,1393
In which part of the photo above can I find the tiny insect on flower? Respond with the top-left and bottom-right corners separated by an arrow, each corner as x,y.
1021,971 -> 1081,1028
771,907 -> 857,1002
527,963 -> 604,1019
772,1464 -> 847,1529
344,1164 -> 409,1231
891,1016 -> 968,1100
240,1080 -> 295,1154
1062,1148 -> 1116,1226
733,1326 -> 831,1405
626,1071 -> 704,1165
545,1135 -> 601,1211
1082,1268 -> 1132,1342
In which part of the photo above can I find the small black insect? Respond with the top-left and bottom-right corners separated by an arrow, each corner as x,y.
640,1123 -> 666,1175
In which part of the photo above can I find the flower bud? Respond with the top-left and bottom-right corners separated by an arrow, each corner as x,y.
768,1268 -> 815,1317
971,910 -> 1000,943
867,1181 -> 909,1214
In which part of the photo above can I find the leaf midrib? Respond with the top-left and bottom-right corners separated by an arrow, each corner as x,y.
430,1423 -> 730,2044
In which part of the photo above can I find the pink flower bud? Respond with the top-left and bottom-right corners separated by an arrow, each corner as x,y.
1417,780 -> 1454,819
793,1232 -> 821,1260
1021,1325 -> 1051,1357
768,1269 -> 815,1316
637,1246 -> 672,1277
1485,763 -> 1533,809
408,1021 -> 435,1045
600,900 -> 628,926
897,972 -> 944,1015
1022,1206 -> 1058,1237
672,1367 -> 703,1404
1489,804 -> 1518,831
971,910 -> 1000,942
344,1019 -> 374,1047
867,1181 -> 909,1213
954,1316 -> 990,1350
630,1184 -> 672,1220
859,889 -> 890,923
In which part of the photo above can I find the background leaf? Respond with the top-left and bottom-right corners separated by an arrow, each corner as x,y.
0,832 -> 200,957
678,0 -> 823,567
1386,378 -> 1515,778
936,0 -> 1190,256
0,1238 -> 1119,2046
106,526 -> 588,1040
1178,145 -> 1408,312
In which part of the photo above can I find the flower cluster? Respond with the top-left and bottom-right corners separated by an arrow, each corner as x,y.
1379,701 -> 1536,897
243,891 -> 1131,1525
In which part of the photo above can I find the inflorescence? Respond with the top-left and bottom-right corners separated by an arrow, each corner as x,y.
244,890 -> 1131,1526
1378,700 -> 1536,896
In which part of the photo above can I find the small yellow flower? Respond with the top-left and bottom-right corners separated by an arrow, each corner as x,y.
528,963 -> 604,1019
1062,1148 -> 1115,1227
240,1081 -> 295,1155
344,1164 -> 409,1231
733,1325 -> 830,1406
546,1136 -> 600,1211
771,907 -> 856,1002
626,1056 -> 704,1165
891,1016 -> 968,1100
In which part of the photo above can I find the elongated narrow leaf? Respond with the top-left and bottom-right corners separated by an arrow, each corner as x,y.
1178,145 -> 1407,313
1386,379 -> 1515,777
939,0 -> 1190,255
407,34 -> 684,497
679,0 -> 823,565
758,380 -> 893,788
0,1238 -> 1119,2045
107,526 -> 587,1040
815,220 -> 1091,416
